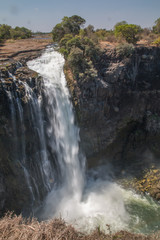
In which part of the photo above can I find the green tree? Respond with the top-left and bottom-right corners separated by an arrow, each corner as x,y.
114,21 -> 128,29
52,15 -> 86,42
10,26 -> 32,39
59,34 -> 73,48
153,18 -> 160,34
67,47 -> 86,75
66,36 -> 84,51
95,29 -> 107,40
52,23 -> 65,42
0,24 -> 11,40
114,24 -> 141,44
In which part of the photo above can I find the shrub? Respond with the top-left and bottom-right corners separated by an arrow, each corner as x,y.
152,37 -> 160,46
0,24 -> 11,40
10,27 -> 32,39
59,48 -> 69,59
116,43 -> 135,57
114,24 -> 142,44
52,15 -> 86,42
67,47 -> 86,75
66,36 -> 84,51
59,34 -> 73,48
79,25 -> 97,42
95,29 -> 108,40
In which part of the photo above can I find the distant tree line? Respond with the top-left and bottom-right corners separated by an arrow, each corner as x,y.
0,24 -> 32,43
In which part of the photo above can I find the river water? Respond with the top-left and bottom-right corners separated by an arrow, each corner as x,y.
27,47 -> 160,234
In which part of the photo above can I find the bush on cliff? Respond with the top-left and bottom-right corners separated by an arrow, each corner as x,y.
52,15 -> 86,42
114,24 -> 142,44
64,36 -> 100,80
116,43 -> 135,57
52,15 -> 101,81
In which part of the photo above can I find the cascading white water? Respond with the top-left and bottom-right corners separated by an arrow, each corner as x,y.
28,47 -> 85,201
27,48 -> 130,233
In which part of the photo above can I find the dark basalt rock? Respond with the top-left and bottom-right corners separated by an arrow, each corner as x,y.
0,61 -> 44,216
66,46 -> 160,174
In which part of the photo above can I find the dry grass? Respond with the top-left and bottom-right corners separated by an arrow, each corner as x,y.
0,212 -> 159,240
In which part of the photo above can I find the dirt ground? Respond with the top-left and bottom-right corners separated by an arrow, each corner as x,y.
0,36 -> 52,62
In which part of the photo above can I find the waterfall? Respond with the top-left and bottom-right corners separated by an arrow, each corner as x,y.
27,48 -> 129,233
27,47 -> 85,203
2,47 -> 160,234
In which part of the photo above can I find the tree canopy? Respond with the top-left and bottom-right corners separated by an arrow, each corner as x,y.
52,15 -> 86,42
114,24 -> 141,44
10,27 -> 32,39
0,24 -> 32,42
114,21 -> 128,30
0,24 -> 11,40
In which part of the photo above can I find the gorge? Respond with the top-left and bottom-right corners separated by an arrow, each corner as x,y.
1,43 -> 160,236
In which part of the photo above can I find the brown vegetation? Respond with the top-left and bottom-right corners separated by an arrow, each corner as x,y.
0,212 -> 159,240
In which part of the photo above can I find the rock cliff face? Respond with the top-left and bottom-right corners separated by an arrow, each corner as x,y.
67,47 -> 160,174
0,60 -> 57,216
0,62 -> 39,214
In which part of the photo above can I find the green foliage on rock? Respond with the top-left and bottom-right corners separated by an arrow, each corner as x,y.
52,15 -> 101,81
116,43 -> 135,57
59,34 -> 73,48
66,36 -> 83,52
67,47 -> 85,74
114,24 -> 142,44
59,48 -> 69,58
63,35 -> 100,80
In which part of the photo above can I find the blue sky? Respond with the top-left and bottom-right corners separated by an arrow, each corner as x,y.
0,0 -> 160,32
